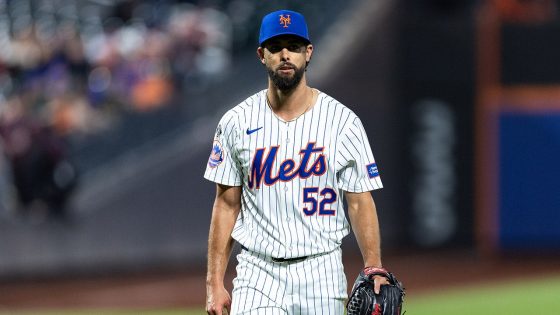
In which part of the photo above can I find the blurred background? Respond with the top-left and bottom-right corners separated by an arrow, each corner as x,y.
0,0 -> 559,312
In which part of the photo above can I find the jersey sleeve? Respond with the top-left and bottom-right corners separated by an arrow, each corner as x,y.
337,115 -> 383,192
204,111 -> 242,186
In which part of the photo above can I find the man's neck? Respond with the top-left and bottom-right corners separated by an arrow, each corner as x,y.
267,81 -> 314,121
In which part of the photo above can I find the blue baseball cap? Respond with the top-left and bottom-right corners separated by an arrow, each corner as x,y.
259,10 -> 310,46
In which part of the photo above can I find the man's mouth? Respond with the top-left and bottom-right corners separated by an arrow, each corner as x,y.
278,63 -> 296,71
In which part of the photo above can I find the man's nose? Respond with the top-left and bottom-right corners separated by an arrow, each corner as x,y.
280,48 -> 290,60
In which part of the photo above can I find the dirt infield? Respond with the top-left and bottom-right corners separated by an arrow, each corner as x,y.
0,249 -> 558,311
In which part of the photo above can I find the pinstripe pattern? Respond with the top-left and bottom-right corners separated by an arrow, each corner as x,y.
231,247 -> 347,314
204,89 -> 382,314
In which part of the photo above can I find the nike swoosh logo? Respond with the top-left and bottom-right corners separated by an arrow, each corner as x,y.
246,127 -> 263,135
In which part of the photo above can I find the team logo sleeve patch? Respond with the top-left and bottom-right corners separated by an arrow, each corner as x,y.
366,163 -> 379,178
208,139 -> 225,168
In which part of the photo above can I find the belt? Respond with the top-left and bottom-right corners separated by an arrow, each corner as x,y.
271,256 -> 309,263
241,245 -> 309,263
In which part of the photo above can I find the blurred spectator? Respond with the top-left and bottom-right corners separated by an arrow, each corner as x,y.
0,131 -> 15,219
0,94 -> 77,222
0,1 -> 233,136
166,4 -> 232,92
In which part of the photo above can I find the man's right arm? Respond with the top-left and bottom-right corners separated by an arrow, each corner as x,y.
206,183 -> 241,315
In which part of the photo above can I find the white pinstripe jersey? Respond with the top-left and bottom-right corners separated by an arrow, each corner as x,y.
204,89 -> 383,259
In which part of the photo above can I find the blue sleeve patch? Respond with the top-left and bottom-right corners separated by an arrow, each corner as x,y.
366,163 -> 379,178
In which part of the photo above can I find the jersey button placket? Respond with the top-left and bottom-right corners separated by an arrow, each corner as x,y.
276,122 -> 288,259
284,123 -> 297,258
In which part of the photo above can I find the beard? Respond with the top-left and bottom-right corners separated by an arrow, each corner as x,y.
267,62 -> 305,91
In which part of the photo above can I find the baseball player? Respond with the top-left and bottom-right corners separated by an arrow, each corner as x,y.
204,9 -> 390,314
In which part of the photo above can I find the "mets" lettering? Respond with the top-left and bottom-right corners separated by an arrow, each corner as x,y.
248,142 -> 327,189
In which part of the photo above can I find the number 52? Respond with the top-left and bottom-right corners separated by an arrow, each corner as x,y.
302,187 -> 337,216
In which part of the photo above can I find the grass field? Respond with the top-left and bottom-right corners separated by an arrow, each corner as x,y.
406,275 -> 560,315
4,276 -> 560,314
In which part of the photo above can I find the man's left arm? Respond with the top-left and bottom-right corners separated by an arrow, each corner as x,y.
346,191 -> 389,293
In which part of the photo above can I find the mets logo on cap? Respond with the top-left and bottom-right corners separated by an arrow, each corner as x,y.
259,9 -> 310,46
279,14 -> 291,28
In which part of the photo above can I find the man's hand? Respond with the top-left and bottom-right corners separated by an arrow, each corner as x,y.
206,184 -> 240,315
206,283 -> 231,315
347,267 -> 405,315
372,274 -> 390,294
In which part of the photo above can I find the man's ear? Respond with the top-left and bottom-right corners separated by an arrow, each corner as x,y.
257,47 -> 266,64
306,44 -> 314,63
